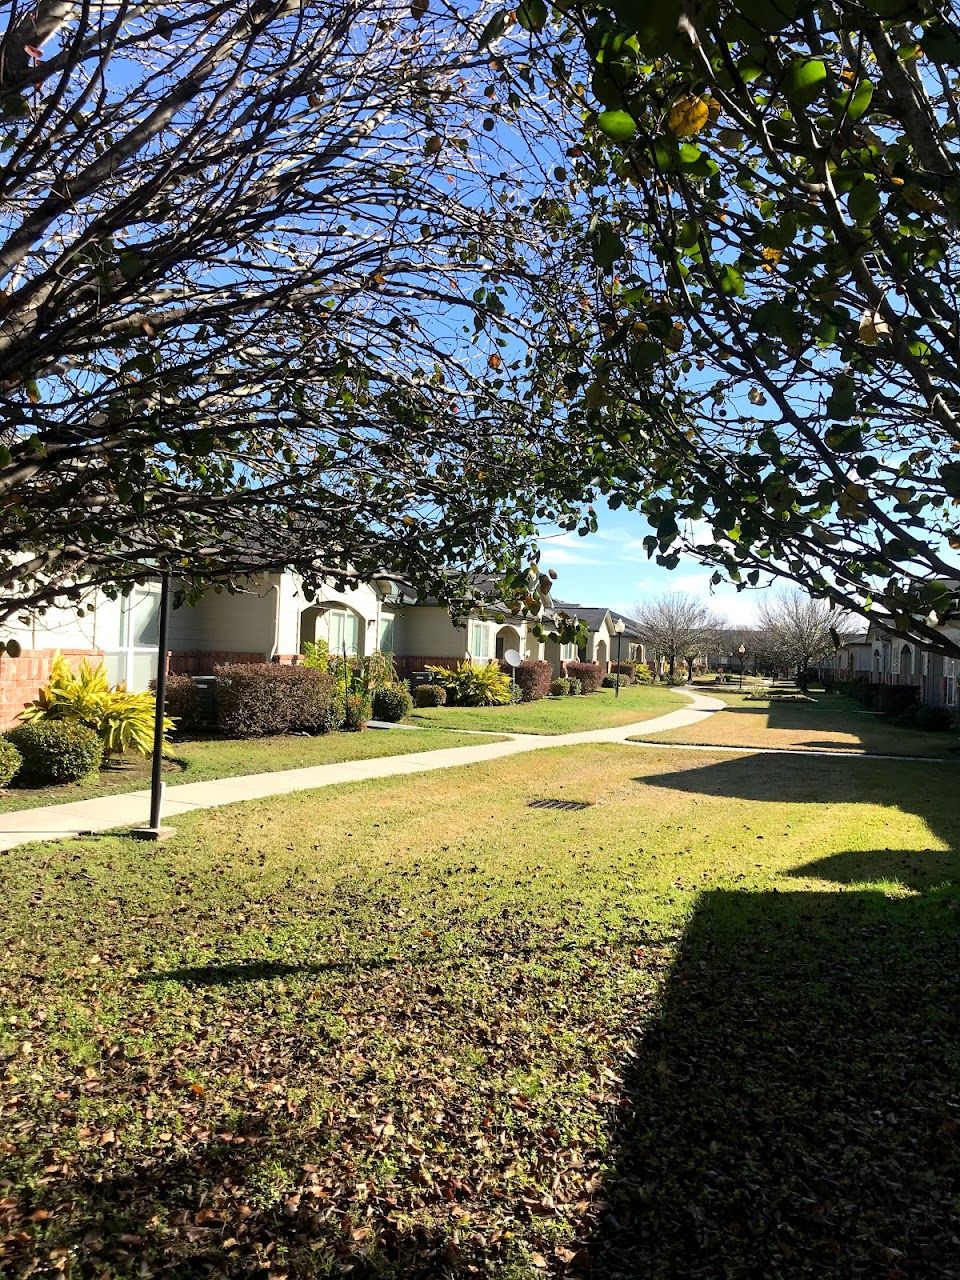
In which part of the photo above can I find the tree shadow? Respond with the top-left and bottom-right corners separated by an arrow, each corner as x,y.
588,754 -> 960,1277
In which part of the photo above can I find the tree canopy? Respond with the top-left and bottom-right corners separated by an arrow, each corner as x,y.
633,590 -> 725,678
757,588 -> 841,681
497,0 -> 960,656
0,0 -> 591,622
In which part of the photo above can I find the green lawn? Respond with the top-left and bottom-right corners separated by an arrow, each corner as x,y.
0,728 -> 502,814
633,687 -> 960,757
406,681 -> 685,734
2,744 -> 958,1276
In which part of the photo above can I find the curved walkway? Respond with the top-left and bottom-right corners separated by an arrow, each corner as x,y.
0,689 -> 724,852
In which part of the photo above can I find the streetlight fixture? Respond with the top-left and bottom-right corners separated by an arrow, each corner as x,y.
614,618 -> 625,698
738,642 -> 746,690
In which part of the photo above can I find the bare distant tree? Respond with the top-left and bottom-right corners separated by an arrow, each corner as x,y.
757,591 -> 844,689
0,0 -> 593,622
633,592 -> 725,683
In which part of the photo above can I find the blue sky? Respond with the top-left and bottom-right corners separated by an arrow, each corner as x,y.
538,501 -> 771,626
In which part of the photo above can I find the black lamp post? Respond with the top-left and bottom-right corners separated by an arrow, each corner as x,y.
614,618 -> 625,697
131,570 -> 173,841
738,642 -> 746,690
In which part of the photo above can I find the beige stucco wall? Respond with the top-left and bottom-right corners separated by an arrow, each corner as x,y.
394,605 -> 468,660
4,588 -> 104,652
170,576 -> 279,657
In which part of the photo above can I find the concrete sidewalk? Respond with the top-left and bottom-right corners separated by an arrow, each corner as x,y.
0,689 -> 724,852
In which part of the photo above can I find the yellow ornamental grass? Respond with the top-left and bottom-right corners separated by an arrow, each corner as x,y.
667,96 -> 710,138
20,654 -> 174,757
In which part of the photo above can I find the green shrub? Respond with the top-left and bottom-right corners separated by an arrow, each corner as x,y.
372,683 -> 412,722
7,720 -> 103,784
414,684 -> 447,708
602,672 -> 634,688
0,739 -> 22,787
910,704 -> 954,732
426,662 -> 512,707
508,682 -> 523,704
343,692 -> 371,731
564,661 -> 603,693
513,659 -> 552,702
22,653 -> 173,757
155,674 -> 203,732
301,639 -> 330,672
214,664 -> 337,737
633,663 -> 653,685
567,676 -> 582,695
550,678 -> 571,696
363,652 -> 398,690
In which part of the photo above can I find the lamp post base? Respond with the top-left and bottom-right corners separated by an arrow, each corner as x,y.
129,825 -> 176,842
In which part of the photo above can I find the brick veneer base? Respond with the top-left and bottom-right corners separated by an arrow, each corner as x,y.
0,648 -> 103,729
167,651 -> 266,675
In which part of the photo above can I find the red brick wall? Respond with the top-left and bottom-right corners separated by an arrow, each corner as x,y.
167,650 -> 266,675
0,648 -> 103,728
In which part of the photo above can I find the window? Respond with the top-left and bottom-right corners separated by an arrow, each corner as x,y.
469,620 -> 491,660
326,608 -> 360,656
102,587 -> 161,691
561,642 -> 577,661
378,613 -> 395,652
946,660 -> 958,707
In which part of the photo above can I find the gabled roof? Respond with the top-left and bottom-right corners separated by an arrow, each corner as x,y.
552,601 -> 611,632
552,601 -> 643,640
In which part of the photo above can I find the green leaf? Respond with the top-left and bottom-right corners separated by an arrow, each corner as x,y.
517,0 -> 548,32
593,225 -> 625,270
478,10 -> 509,47
717,264 -> 745,297
826,374 -> 856,421
847,79 -> 874,121
630,339 -> 662,373
848,181 -> 881,225
782,58 -> 827,106
940,462 -> 960,497
731,0 -> 797,35
597,110 -> 637,141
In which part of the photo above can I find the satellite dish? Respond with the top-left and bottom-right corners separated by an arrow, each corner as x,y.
504,648 -> 523,668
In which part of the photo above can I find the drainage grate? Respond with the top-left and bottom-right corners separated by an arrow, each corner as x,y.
527,798 -> 592,812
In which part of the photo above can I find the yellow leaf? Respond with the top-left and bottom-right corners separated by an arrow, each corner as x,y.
858,309 -> 892,344
667,96 -> 710,138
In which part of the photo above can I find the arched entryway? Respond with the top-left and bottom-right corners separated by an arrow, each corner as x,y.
872,649 -> 881,678
495,625 -> 522,662
899,644 -> 913,678
596,638 -> 608,671
299,604 -> 365,657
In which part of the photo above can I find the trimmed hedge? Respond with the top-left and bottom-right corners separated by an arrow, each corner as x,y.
609,661 -> 636,678
7,720 -> 103,784
158,673 -> 203,732
414,684 -> 447,708
372,684 -> 413,722
214,664 -> 337,737
513,659 -> 552,703
0,738 -> 22,787
564,661 -> 604,693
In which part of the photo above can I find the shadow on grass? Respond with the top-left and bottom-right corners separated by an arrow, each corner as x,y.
587,754 -> 960,1278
